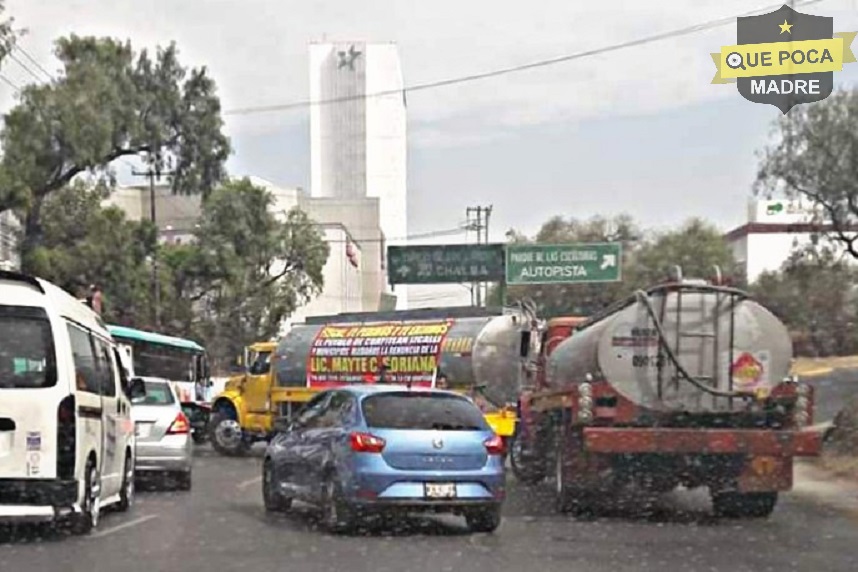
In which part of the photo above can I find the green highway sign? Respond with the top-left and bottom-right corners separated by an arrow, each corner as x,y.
505,243 -> 622,285
387,244 -> 506,285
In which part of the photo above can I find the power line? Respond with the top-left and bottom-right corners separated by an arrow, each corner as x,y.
7,51 -> 46,84
159,224 -> 469,243
12,44 -> 55,82
223,0 -> 826,117
0,72 -> 19,92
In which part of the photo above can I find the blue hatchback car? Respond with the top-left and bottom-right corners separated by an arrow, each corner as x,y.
262,385 -> 506,533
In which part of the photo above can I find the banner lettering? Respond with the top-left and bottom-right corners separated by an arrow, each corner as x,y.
306,320 -> 454,388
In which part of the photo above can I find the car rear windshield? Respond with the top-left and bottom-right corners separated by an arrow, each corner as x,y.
0,307 -> 57,389
361,392 -> 489,431
140,381 -> 175,405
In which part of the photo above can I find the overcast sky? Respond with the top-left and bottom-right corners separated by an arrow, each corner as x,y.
2,0 -> 857,250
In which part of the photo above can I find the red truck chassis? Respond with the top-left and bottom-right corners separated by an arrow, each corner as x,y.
513,379 -> 823,517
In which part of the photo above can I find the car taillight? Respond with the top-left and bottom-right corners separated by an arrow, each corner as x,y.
484,434 -> 506,456
167,412 -> 191,435
56,395 -> 76,479
350,431 -> 385,453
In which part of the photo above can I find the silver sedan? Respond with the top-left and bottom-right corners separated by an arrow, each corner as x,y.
130,377 -> 193,490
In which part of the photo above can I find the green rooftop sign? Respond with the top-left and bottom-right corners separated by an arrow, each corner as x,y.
505,243 -> 622,285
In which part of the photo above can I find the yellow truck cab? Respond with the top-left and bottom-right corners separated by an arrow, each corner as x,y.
208,342 -> 316,456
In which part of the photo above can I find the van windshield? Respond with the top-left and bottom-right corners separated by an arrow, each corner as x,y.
0,307 -> 57,389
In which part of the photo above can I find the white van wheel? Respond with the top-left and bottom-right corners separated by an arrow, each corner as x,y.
118,454 -> 134,511
73,461 -> 101,534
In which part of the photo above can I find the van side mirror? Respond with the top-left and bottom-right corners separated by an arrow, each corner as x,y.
128,377 -> 146,403
519,331 -> 532,358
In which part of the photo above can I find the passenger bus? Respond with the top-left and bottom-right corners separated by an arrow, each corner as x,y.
107,325 -> 212,443
106,325 -> 210,402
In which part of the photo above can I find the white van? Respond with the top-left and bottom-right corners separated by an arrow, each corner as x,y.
0,271 -> 145,533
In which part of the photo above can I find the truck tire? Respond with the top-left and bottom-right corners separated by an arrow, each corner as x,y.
554,425 -> 593,516
465,504 -> 503,533
508,431 -> 547,485
209,411 -> 251,456
712,491 -> 778,518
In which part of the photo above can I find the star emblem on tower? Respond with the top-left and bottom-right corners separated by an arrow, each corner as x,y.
337,44 -> 362,71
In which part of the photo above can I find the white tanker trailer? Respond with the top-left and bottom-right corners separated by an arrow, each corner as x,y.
544,278 -> 794,413
512,274 -> 823,518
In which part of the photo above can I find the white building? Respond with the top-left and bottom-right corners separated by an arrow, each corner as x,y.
309,41 -> 408,307
105,177 -> 382,328
725,198 -> 847,283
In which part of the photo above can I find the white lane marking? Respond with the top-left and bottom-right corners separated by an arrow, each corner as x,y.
237,476 -> 262,489
89,514 -> 159,538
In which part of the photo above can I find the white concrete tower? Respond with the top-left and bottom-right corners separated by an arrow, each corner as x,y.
309,41 -> 408,308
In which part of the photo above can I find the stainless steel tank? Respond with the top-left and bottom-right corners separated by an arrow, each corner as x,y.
545,285 -> 793,413
275,313 -> 533,404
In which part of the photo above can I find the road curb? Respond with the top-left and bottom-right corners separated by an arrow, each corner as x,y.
793,366 -> 835,378
793,461 -> 858,519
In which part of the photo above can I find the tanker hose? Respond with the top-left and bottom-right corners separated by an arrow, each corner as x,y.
633,290 -> 753,401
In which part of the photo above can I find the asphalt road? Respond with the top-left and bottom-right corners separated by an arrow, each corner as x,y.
2,446 -> 858,572
803,368 -> 858,424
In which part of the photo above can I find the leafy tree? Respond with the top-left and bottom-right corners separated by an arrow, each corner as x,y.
31,180 -> 157,326
626,218 -> 742,287
172,179 -> 330,365
491,214 -> 642,317
751,244 -> 858,357
492,216 -> 740,319
755,88 -> 858,257
0,34 -> 230,270
0,2 -> 19,64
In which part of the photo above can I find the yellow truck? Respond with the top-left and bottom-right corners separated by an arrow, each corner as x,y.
208,308 -> 539,457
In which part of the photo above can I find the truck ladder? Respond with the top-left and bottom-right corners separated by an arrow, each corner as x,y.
657,269 -> 741,409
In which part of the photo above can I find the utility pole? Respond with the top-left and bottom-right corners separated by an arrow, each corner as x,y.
131,166 -> 174,329
466,205 -> 493,307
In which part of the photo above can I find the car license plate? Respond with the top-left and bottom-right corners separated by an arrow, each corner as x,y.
424,483 -> 456,499
135,423 -> 152,438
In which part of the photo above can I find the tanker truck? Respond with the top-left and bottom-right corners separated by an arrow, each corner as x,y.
510,273 -> 822,518
208,306 -> 539,456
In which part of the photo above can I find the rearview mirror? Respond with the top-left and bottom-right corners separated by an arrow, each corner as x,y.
128,377 -> 146,404
272,416 -> 292,434
228,356 -> 244,373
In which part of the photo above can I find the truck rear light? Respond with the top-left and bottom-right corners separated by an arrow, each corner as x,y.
577,383 -> 594,423
167,412 -> 191,435
484,434 -> 506,456
350,431 -> 385,453
794,384 -> 812,427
